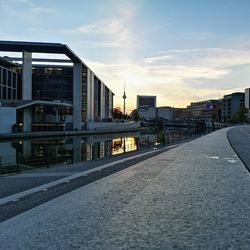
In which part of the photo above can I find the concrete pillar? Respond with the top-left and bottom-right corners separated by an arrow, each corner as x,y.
101,82 -> 106,120
22,51 -> 32,100
22,107 -> 32,132
109,91 -> 113,119
100,141 -> 105,158
72,136 -> 81,163
73,63 -> 82,130
87,68 -> 92,123
90,71 -> 95,122
86,143 -> 92,161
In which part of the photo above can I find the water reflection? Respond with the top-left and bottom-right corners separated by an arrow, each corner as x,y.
112,137 -> 138,155
0,129 -> 205,173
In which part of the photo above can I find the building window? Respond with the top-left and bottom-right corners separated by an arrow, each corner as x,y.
3,86 -> 6,99
8,88 -> 11,99
2,69 -> 6,85
8,71 -> 12,87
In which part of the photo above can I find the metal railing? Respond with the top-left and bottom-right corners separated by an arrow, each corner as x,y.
0,129 -> 213,174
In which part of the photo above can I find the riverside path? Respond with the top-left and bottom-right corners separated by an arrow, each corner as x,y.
0,127 -> 250,249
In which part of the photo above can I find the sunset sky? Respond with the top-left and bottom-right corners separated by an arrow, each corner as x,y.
1,0 -> 250,113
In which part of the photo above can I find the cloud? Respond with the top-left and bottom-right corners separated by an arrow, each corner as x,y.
30,7 -> 56,13
61,13 -> 135,50
84,47 -> 250,111
144,48 -> 250,68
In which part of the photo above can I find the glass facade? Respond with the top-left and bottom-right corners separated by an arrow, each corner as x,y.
94,76 -> 101,122
0,66 -> 17,100
32,67 -> 73,102
138,97 -> 156,108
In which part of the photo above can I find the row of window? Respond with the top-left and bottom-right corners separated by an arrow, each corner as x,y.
0,67 -> 17,88
0,85 -> 17,100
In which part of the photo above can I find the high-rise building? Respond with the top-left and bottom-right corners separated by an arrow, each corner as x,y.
137,95 -> 156,108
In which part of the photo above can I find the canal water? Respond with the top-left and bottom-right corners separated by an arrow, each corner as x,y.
0,128 -> 206,174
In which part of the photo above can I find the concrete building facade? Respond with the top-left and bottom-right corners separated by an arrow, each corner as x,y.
187,100 -> 222,122
0,41 -> 114,133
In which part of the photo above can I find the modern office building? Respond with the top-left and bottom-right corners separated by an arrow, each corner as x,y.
187,100 -> 222,121
137,95 -> 156,108
0,41 -> 114,133
222,92 -> 245,122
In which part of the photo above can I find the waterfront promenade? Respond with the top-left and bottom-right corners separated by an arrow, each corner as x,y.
0,127 -> 250,249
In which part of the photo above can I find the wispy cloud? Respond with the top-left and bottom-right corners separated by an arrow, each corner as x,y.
144,48 -> 250,68
62,17 -> 134,49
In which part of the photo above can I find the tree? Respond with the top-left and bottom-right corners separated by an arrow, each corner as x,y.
237,105 -> 248,123
130,109 -> 141,121
231,106 -> 248,124
112,107 -> 123,119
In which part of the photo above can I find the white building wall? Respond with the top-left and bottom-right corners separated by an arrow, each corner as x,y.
0,107 -> 16,133
0,142 -> 16,165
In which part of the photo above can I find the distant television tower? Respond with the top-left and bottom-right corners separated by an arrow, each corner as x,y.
123,82 -> 127,115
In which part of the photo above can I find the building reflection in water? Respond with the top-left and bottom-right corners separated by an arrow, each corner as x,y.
1,132 -> 141,169
112,137 -> 138,155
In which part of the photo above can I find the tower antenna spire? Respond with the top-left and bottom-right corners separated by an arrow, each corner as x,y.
123,81 -> 127,115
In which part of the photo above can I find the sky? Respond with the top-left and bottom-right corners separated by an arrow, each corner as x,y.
1,0 -> 250,113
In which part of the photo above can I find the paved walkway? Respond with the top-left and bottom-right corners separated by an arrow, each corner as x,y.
0,127 -> 250,249
0,141 -> 183,199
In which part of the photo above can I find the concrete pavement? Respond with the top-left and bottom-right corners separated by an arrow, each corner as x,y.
0,127 -> 250,249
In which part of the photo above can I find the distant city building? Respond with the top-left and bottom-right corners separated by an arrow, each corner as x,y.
222,92 -> 245,122
137,95 -> 156,108
0,41 -> 114,133
187,100 -> 222,121
245,88 -> 250,109
173,108 -> 189,120
136,105 -> 156,119
156,106 -> 174,120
